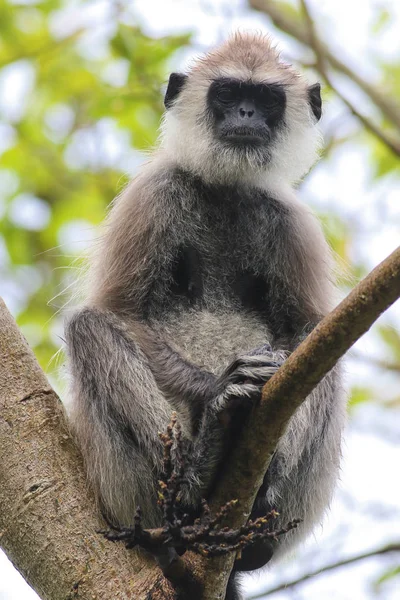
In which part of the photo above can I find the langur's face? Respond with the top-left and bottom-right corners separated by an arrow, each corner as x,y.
205,77 -> 322,167
163,65 -> 322,179
207,78 -> 286,155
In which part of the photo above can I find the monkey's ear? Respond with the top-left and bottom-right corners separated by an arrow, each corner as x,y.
164,73 -> 188,109
308,83 -> 322,121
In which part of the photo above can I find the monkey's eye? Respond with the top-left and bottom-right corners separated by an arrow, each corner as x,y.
259,85 -> 285,107
216,89 -> 235,105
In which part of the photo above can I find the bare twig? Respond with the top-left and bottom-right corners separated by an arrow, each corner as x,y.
299,0 -> 400,155
249,543 -> 400,598
249,0 -> 400,129
351,351 -> 400,373
326,83 -> 400,155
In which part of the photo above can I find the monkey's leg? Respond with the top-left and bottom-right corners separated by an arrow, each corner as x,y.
65,307 -> 184,527
234,365 -> 344,572
225,573 -> 243,600
65,308 -> 236,524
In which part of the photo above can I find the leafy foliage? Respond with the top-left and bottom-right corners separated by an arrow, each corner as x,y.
0,0 -> 189,370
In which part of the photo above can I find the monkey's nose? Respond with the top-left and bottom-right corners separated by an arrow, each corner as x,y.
238,101 -> 255,118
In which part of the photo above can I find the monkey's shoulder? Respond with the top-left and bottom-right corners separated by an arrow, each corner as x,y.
143,165 -> 292,224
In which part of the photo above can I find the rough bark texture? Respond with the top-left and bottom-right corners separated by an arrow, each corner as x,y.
0,245 -> 399,600
0,298 -> 161,599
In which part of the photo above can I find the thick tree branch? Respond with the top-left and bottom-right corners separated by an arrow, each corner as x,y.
0,298 -> 163,600
250,0 -> 400,154
191,246 -> 400,599
211,246 -> 400,518
1,246 -> 400,600
249,542 -> 400,598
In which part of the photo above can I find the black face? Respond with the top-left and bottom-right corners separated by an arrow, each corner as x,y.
207,78 -> 286,148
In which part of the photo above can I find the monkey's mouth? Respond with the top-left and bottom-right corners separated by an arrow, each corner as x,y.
221,126 -> 270,146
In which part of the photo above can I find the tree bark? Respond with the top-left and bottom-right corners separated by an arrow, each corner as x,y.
0,298 -> 163,599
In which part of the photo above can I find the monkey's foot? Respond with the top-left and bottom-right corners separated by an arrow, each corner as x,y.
100,500 -> 300,561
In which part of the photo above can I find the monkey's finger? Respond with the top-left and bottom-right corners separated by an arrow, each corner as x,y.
213,383 -> 262,412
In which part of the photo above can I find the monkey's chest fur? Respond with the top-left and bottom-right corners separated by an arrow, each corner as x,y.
146,171 -> 302,372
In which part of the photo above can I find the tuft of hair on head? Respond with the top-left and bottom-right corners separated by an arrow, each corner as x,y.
191,31 -> 298,84
159,31 -> 323,188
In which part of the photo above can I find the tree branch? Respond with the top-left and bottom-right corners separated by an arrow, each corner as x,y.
1,246 -> 400,600
212,245 -> 400,516
190,246 -> 400,598
298,0 -> 400,156
351,351 -> 400,373
249,0 -> 400,153
0,298 -> 164,600
249,542 -> 400,598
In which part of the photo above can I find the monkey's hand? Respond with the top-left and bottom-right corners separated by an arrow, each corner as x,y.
212,350 -> 286,423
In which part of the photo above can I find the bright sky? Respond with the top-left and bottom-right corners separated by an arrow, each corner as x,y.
1,1 -> 400,599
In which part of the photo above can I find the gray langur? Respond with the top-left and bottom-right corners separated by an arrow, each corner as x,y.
65,33 -> 347,600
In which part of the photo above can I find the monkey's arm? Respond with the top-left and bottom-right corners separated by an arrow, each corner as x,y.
66,307 -> 226,523
135,328 -> 218,428
152,343 -> 218,429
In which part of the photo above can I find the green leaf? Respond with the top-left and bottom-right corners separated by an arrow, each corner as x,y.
371,8 -> 391,34
377,325 -> 400,362
348,386 -> 373,410
374,565 -> 400,590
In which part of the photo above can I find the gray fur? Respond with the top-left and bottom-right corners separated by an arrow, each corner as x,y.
64,33 -> 347,599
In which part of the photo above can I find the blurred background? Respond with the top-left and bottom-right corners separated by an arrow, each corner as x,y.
0,0 -> 399,598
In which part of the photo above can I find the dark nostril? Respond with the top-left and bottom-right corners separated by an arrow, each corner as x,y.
239,108 -> 254,118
